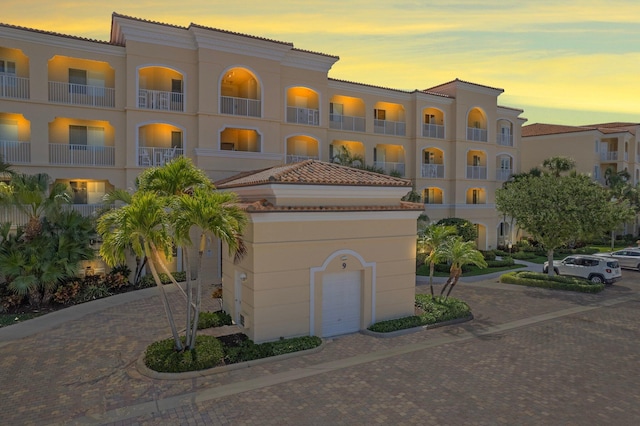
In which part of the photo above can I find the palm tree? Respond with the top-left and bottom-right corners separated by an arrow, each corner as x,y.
439,237 -> 487,300
0,173 -> 70,240
542,156 -> 576,177
97,191 -> 184,350
418,224 -> 457,296
172,186 -> 247,349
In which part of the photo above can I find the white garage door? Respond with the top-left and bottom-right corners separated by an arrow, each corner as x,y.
322,271 -> 361,337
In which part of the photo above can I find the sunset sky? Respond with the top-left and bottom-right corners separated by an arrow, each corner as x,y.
3,0 -> 639,126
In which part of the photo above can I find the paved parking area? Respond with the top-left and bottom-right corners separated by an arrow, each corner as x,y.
1,273 -> 640,425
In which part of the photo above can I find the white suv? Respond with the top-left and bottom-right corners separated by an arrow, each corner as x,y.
543,254 -> 621,285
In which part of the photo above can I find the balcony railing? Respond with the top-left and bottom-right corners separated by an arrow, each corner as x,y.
421,164 -> 445,178
0,74 -> 30,99
374,161 -> 405,176
287,107 -> 319,125
220,96 -> 261,117
374,120 -> 406,136
48,81 -> 115,107
63,204 -> 103,218
467,127 -> 488,142
496,168 -> 513,181
138,147 -> 184,167
0,204 -> 102,226
422,123 -> 444,139
330,114 -> 365,132
497,134 -> 513,146
138,89 -> 184,112
600,151 -> 618,161
466,165 -> 487,179
49,144 -> 115,166
0,140 -> 30,163
286,154 -> 319,163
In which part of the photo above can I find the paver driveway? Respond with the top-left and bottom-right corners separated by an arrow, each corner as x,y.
1,274 -> 640,425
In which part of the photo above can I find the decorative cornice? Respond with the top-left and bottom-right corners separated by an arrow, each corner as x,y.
190,26 -> 291,62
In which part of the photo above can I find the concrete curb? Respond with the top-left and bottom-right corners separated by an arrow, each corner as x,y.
135,338 -> 327,381
361,314 -> 474,338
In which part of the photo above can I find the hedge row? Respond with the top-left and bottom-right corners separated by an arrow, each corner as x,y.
499,271 -> 604,293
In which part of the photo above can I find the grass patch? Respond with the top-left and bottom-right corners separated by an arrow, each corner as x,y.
368,294 -> 471,333
0,312 -> 44,328
197,311 -> 232,329
500,271 -> 605,293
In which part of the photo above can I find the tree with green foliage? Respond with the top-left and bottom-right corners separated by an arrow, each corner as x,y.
418,223 -> 457,296
496,171 -> 635,277
436,217 -> 477,242
542,156 -> 576,177
439,237 -> 487,299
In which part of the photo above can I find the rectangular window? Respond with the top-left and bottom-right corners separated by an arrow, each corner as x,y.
69,125 -> 88,146
87,126 -> 104,146
473,155 -> 481,166
69,68 -> 87,94
424,151 -> 434,164
221,142 -> 235,151
171,131 -> 182,148
425,114 -> 435,124
472,189 -> 479,204
0,118 -> 18,141
374,109 -> 386,120
0,60 -> 16,75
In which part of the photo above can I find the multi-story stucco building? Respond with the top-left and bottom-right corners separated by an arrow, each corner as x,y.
0,13 -> 527,256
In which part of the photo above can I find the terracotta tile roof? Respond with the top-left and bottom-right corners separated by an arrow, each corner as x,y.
237,199 -> 423,213
0,21 -> 117,45
215,160 -> 413,189
523,122 -> 638,137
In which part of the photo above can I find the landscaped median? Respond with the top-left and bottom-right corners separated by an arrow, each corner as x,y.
499,271 -> 605,293
363,294 -> 473,337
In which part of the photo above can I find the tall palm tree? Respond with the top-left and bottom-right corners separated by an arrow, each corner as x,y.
97,191 -> 184,350
172,186 -> 247,349
439,237 -> 487,300
418,224 -> 457,296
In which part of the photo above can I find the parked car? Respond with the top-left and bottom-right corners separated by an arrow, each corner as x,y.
543,254 -> 621,284
594,248 -> 640,271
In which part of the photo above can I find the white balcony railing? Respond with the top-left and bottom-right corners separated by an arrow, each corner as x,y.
374,120 -> 406,136
48,81 -> 115,107
286,154 -> 319,163
0,140 -> 30,163
421,164 -> 445,178
138,89 -> 184,112
496,168 -> 513,181
467,127 -> 488,142
0,74 -> 30,99
330,114 -> 366,132
220,96 -> 261,117
287,107 -> 320,125
466,165 -> 487,179
49,144 -> 115,166
0,204 -> 102,226
374,161 -> 405,176
63,204 -> 103,218
497,134 -> 513,146
138,147 -> 184,167
600,151 -> 618,161
422,123 -> 444,139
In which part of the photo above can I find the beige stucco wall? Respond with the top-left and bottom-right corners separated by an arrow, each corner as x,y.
222,211 -> 419,343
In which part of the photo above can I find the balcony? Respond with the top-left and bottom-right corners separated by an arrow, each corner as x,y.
138,89 -> 184,112
466,165 -> 487,179
330,114 -> 365,132
496,168 -> 513,181
0,140 -> 30,163
220,96 -> 261,117
0,74 -> 29,99
422,123 -> 444,139
374,161 -> 405,176
0,203 -> 101,226
497,134 -> 513,146
138,147 -> 184,167
467,127 -> 488,142
49,144 -> 115,166
286,154 -> 319,163
374,120 -> 406,136
600,151 -> 618,161
48,82 -> 115,107
421,164 -> 445,178
287,107 -> 319,125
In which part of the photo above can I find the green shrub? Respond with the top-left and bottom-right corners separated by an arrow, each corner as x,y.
500,271 -> 604,293
136,271 -> 188,289
481,250 -> 497,261
416,252 -> 428,267
144,335 -> 225,373
368,295 -> 471,333
486,258 -> 514,267
78,284 -> 111,302
197,311 -> 233,329
53,281 -> 82,304
223,335 -> 322,364
511,251 -> 539,260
